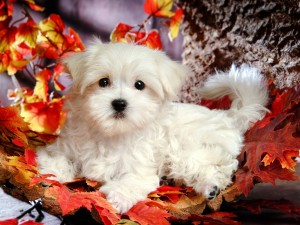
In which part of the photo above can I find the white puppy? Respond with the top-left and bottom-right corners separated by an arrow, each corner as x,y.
37,39 -> 268,213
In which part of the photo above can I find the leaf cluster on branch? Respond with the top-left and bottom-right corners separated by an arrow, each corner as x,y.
0,0 -> 300,225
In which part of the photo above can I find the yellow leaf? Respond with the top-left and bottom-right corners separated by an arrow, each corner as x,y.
168,8 -> 183,41
16,19 -> 39,48
33,69 -> 52,102
5,156 -> 37,183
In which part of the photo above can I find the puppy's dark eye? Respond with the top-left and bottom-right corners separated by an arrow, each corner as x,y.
99,78 -> 110,87
135,80 -> 145,90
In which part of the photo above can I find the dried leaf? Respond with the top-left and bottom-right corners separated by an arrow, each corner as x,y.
125,201 -> 171,225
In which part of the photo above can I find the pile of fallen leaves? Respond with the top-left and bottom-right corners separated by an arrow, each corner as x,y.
1,0 -> 300,225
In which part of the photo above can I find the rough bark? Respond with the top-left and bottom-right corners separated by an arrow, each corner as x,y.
177,0 -> 300,103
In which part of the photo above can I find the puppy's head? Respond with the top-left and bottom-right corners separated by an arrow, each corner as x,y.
63,38 -> 187,136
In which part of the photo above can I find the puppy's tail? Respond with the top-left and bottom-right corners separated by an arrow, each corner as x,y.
199,64 -> 269,133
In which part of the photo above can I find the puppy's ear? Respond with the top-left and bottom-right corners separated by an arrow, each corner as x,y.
157,57 -> 188,100
62,37 -> 103,93
62,51 -> 87,92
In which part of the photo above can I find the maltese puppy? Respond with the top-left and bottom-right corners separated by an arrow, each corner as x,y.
37,38 -> 268,213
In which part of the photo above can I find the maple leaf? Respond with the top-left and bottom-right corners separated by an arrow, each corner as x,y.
32,69 -> 52,102
110,23 -> 133,43
53,64 -> 65,91
16,19 -> 39,48
39,14 -> 65,44
20,98 -> 66,134
144,0 -> 174,18
138,30 -> 163,50
5,155 -> 38,183
23,0 -> 45,12
149,186 -> 183,204
125,200 -> 171,225
235,86 -> 300,196
200,95 -> 232,110
45,185 -> 120,225
0,106 -> 29,144
168,8 -> 183,41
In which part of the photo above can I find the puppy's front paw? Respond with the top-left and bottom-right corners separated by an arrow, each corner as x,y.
100,186 -> 136,214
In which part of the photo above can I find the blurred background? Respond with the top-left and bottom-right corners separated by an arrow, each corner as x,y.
0,0 -> 184,106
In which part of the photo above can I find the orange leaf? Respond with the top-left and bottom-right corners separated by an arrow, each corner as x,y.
168,8 -> 183,41
138,30 -> 162,50
20,98 -> 66,134
5,155 -> 38,183
24,0 -> 45,12
144,0 -> 174,18
33,69 -> 52,102
125,201 -> 171,225
110,23 -> 133,43
45,185 -> 120,224
0,106 -> 29,144
39,14 -> 65,45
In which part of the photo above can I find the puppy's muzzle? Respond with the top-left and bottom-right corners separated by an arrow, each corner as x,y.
111,99 -> 127,112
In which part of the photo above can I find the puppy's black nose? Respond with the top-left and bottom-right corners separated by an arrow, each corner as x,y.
111,99 -> 127,112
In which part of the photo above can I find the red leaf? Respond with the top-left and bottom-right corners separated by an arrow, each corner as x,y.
24,148 -> 37,166
110,23 -> 133,43
30,174 -> 62,187
125,201 -> 171,225
0,219 -> 18,225
138,30 -> 163,50
45,185 -> 120,224
149,186 -> 184,204
200,95 -> 232,110
235,86 -> 300,196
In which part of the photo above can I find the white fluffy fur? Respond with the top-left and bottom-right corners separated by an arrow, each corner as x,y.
37,39 -> 269,214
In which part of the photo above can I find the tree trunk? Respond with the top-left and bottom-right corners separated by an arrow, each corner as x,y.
177,0 -> 300,103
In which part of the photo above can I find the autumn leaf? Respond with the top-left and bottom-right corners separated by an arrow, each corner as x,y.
110,23 -> 133,43
53,64 -> 65,91
125,201 -> 171,225
45,185 -> 120,225
200,95 -> 232,110
0,106 -> 29,144
23,0 -> 45,12
20,98 -> 66,134
149,186 -> 183,204
138,30 -> 163,50
0,219 -> 18,225
5,155 -> 38,183
144,0 -> 174,18
168,8 -> 183,41
16,19 -> 39,48
32,69 -> 52,102
235,87 -> 300,196
39,14 -> 65,46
